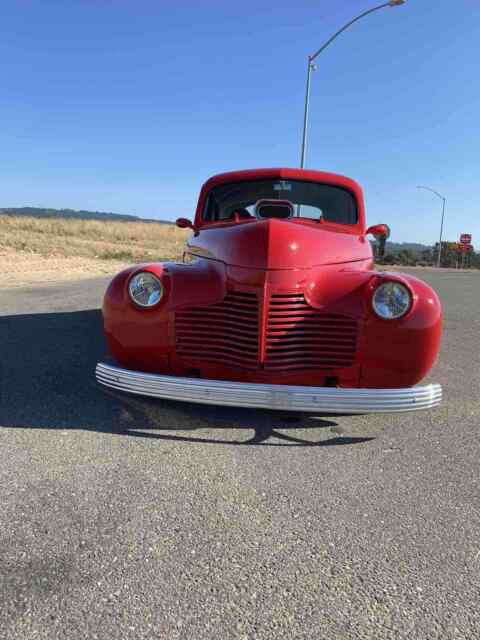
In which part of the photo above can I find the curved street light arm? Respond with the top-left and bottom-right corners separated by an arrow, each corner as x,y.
309,2 -> 393,62
416,185 -> 446,202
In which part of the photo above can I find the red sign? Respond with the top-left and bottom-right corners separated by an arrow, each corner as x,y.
460,234 -> 472,245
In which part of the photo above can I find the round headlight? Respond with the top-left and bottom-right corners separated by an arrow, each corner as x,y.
372,281 -> 411,319
128,272 -> 163,307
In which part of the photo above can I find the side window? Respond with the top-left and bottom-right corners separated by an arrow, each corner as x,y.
203,193 -> 213,221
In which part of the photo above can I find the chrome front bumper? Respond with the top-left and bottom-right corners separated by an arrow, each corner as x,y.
96,363 -> 442,414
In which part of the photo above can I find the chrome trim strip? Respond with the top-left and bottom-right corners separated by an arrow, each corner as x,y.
95,363 -> 442,414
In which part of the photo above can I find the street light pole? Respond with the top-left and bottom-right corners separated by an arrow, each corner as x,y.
439,196 -> 446,268
417,185 -> 447,268
299,57 -> 314,170
299,0 -> 405,169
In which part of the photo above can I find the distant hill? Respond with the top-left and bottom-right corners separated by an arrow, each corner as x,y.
385,241 -> 432,255
0,206 -> 173,225
370,240 -> 432,255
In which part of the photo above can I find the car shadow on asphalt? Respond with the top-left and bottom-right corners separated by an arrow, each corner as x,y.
0,309 -> 374,447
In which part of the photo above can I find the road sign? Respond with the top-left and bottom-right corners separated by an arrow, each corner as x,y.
445,242 -> 458,250
460,234 -> 472,245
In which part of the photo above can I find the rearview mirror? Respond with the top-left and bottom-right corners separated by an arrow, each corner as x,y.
366,223 -> 390,239
176,217 -> 193,229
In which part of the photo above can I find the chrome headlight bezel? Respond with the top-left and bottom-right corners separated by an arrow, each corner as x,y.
372,281 -> 412,320
128,271 -> 164,308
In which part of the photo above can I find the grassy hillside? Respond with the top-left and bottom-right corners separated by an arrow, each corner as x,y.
0,215 -> 189,263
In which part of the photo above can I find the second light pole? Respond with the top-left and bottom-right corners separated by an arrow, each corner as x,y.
417,185 -> 447,268
300,0 -> 405,169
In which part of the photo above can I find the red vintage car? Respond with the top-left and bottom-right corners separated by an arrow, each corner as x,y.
96,168 -> 442,413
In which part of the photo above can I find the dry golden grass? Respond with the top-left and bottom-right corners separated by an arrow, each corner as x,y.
0,215 -> 191,288
0,215 -> 189,262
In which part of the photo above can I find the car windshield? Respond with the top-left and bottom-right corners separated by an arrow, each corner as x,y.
203,179 -> 358,224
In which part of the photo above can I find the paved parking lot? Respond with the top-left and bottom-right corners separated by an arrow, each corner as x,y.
1,269 -> 479,639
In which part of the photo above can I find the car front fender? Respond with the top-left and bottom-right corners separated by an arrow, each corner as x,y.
102,258 -> 227,372
358,272 -> 442,388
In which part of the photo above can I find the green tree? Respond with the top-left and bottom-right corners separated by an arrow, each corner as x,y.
382,253 -> 397,265
396,249 -> 417,266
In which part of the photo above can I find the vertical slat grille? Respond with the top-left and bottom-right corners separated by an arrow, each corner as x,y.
265,293 -> 358,371
175,292 -> 259,370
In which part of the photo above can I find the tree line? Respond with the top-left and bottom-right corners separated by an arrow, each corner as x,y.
373,241 -> 479,268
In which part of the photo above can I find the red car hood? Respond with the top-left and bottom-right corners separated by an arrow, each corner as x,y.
188,218 -> 371,269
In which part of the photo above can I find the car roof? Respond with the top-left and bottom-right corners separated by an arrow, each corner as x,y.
201,168 -> 363,194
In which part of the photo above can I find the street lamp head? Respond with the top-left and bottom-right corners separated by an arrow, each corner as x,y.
388,0 -> 405,6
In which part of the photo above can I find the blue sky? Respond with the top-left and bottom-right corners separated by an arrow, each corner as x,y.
1,0 -> 479,245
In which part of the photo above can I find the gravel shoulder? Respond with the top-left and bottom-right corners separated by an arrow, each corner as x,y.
0,248 -> 130,288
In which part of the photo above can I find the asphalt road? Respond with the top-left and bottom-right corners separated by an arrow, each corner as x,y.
1,270 -> 479,639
